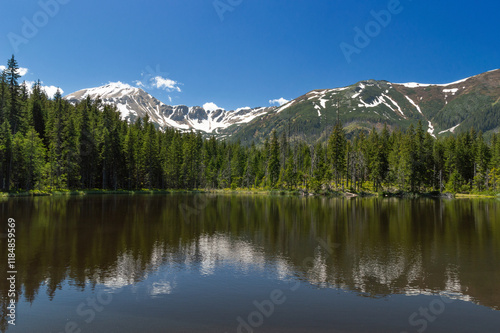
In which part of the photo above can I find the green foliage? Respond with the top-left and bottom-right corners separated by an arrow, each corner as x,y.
433,93 -> 493,131
1,57 -> 500,195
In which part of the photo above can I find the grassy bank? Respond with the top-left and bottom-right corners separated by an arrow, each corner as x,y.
0,189 -> 208,197
455,193 -> 498,199
1,188 -> 499,199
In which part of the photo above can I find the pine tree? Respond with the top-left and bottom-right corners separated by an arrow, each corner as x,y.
62,114 -> 80,189
473,132 -> 490,191
283,154 -> 297,189
267,131 -> 281,187
6,55 -> 21,134
47,90 -> 66,189
11,131 -> 26,189
124,126 -> 138,189
312,143 -> 327,191
31,80 -> 47,143
328,121 -> 346,189
165,132 -> 183,188
230,142 -> 246,188
0,69 -> 9,124
432,139 -> 445,191
0,120 -> 13,190
11,128 -> 46,190
78,97 -> 98,188
141,121 -> 159,188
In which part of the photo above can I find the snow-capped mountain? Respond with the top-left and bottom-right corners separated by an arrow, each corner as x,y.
65,69 -> 500,143
65,82 -> 273,133
229,68 -> 500,144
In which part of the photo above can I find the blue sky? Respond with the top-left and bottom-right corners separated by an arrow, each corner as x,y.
1,0 -> 499,110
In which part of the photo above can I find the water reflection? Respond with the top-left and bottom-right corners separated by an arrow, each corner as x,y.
0,194 -> 499,331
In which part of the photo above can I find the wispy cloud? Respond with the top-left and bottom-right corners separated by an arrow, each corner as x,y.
269,97 -> 289,106
0,65 -> 29,77
151,76 -> 182,92
133,80 -> 145,88
135,68 -> 182,94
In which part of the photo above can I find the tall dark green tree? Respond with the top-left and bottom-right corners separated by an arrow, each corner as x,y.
6,55 -> 21,134
267,131 -> 281,187
0,120 -> 13,190
328,121 -> 347,189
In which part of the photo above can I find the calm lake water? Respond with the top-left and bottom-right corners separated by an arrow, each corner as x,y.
1,194 -> 499,333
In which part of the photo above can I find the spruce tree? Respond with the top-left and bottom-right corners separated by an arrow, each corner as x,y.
0,120 -> 13,190
328,121 -> 346,189
267,131 -> 281,187
6,55 -> 21,134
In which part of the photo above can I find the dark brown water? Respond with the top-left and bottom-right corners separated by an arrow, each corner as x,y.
0,194 -> 499,332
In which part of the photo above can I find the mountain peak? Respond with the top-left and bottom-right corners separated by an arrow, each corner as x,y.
64,68 -> 499,140
64,83 -> 272,134
65,81 -> 141,100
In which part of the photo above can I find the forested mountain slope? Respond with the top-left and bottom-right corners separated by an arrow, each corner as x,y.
227,69 -> 500,144
1,56 -> 500,194
64,70 -> 500,145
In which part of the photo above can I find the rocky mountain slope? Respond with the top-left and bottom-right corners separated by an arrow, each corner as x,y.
229,69 -> 500,144
65,69 -> 500,143
65,82 -> 272,135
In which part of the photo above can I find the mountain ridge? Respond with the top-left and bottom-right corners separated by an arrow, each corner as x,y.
65,82 -> 274,135
64,69 -> 500,143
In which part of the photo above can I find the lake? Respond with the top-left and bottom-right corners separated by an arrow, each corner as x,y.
1,194 -> 499,332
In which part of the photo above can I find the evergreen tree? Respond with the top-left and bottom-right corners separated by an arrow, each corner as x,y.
0,120 -> 13,190
165,132 -> 183,188
267,131 -> 281,187
328,121 -> 346,189
0,69 -> 9,123
31,80 -> 47,143
48,90 -> 66,188
6,55 -> 21,134
62,114 -> 80,188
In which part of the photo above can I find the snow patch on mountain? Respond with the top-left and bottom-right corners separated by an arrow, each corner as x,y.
276,100 -> 295,113
443,88 -> 459,95
397,71 -> 496,88
382,94 -> 405,118
428,121 -> 436,138
439,124 -> 461,135
65,82 -> 272,133
405,96 -> 423,115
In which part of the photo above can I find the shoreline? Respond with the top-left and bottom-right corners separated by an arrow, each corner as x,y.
1,189 -> 498,199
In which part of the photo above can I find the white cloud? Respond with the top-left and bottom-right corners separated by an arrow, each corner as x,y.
43,85 -> 63,98
21,80 -> 63,98
0,65 -> 29,77
151,76 -> 181,92
269,98 -> 289,106
22,80 -> 36,89
203,102 -> 224,111
19,67 -> 28,76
